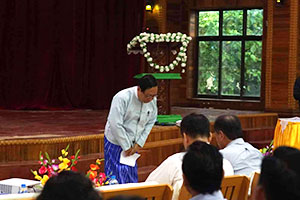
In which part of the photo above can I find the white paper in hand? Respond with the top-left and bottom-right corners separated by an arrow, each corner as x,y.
120,151 -> 141,167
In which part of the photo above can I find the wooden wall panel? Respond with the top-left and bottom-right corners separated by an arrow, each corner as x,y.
144,0 -> 300,113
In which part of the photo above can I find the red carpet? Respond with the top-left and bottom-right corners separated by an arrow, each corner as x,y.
0,110 -> 108,140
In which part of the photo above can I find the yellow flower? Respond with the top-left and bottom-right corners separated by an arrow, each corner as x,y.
63,158 -> 70,164
35,175 -> 42,181
58,156 -> 63,161
32,171 -> 38,176
59,162 -> 69,170
61,149 -> 68,156
96,159 -> 101,165
41,175 -> 49,185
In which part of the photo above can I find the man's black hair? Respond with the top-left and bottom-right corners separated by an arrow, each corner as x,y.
182,141 -> 223,194
214,115 -> 243,140
37,171 -> 102,200
180,113 -> 210,139
259,153 -> 300,200
137,74 -> 157,92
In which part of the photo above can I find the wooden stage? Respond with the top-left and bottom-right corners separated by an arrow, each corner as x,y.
0,108 -> 278,182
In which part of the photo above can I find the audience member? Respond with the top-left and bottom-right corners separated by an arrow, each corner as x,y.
182,141 -> 225,200
254,151 -> 300,200
273,145 -> 300,160
37,171 -> 102,200
214,114 -> 262,176
146,113 -> 233,200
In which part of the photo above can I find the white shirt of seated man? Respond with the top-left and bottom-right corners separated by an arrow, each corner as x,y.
145,133 -> 234,200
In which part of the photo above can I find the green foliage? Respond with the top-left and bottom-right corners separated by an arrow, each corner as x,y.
197,9 -> 263,97
198,11 -> 219,36
198,41 -> 219,95
223,10 -> 243,36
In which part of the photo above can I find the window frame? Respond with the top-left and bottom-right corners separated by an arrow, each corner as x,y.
195,8 -> 263,100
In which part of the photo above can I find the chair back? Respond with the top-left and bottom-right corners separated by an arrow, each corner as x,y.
249,172 -> 260,199
98,183 -> 173,200
178,185 -> 192,200
221,175 -> 250,200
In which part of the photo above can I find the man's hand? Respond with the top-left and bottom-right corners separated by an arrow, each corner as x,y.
124,148 -> 133,156
124,143 -> 141,156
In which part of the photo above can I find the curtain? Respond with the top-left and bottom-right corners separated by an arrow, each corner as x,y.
0,0 -> 144,109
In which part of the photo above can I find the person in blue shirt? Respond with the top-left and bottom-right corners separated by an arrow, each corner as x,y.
104,74 -> 158,183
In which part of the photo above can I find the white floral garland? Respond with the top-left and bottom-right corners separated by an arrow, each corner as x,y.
127,32 -> 192,73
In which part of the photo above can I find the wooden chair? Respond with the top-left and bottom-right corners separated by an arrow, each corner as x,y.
221,175 -> 250,200
249,172 -> 260,200
178,175 -> 250,200
97,182 -> 173,200
178,184 -> 192,200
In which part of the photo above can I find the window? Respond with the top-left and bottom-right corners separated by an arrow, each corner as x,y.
196,9 -> 263,99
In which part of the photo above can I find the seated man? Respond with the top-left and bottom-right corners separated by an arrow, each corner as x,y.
182,141 -> 225,200
254,150 -> 300,200
214,115 -> 262,176
146,113 -> 233,200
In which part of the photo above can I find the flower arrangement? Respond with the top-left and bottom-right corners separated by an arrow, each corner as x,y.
127,32 -> 192,73
31,145 -> 80,185
86,159 -> 109,187
259,140 -> 274,156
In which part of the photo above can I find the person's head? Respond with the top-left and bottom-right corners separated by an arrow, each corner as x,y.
182,141 -> 223,197
273,146 -> 300,160
255,152 -> 300,200
37,171 -> 102,200
137,74 -> 158,103
180,113 -> 211,149
214,115 -> 243,149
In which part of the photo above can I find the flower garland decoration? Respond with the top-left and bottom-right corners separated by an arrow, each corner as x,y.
127,32 -> 192,73
86,159 -> 109,187
31,144 -> 80,185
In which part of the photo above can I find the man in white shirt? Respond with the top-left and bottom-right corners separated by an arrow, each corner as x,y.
182,141 -> 226,200
146,113 -> 233,200
214,115 -> 263,176
104,75 -> 158,184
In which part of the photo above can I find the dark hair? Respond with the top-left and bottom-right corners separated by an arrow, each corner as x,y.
214,115 -> 243,140
273,146 -> 300,160
182,141 -> 223,194
259,153 -> 300,200
108,195 -> 145,200
180,113 -> 210,139
37,171 -> 102,200
137,74 -> 157,92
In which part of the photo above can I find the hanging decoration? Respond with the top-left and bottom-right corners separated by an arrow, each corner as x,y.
127,32 -> 192,73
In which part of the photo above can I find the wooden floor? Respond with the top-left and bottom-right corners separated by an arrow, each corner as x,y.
0,107 -> 278,181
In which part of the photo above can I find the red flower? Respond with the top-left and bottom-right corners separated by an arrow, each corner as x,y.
71,166 -> 77,171
87,170 -> 97,179
70,155 -> 75,159
39,166 -> 48,175
90,164 -> 99,171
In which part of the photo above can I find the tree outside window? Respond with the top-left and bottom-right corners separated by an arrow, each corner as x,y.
197,9 -> 263,99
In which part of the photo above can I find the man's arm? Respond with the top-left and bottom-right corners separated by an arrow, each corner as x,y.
108,95 -> 131,151
135,101 -> 158,148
